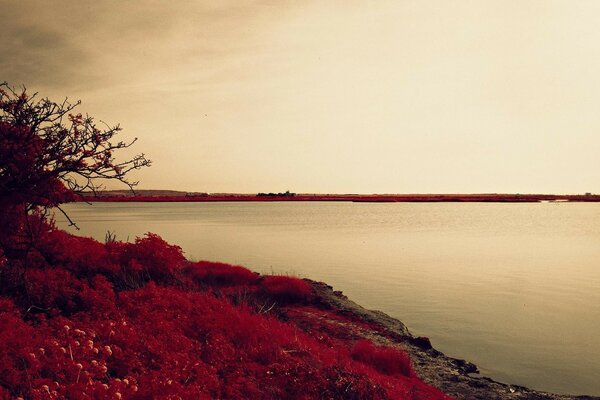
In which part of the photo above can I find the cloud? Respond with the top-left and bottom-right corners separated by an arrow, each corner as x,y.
0,7 -> 89,89
1,1 -> 292,94
3,1 -> 600,193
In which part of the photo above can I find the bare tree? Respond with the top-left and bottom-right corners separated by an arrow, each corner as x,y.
0,82 -> 151,258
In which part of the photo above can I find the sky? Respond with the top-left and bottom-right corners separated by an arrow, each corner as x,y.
2,0 -> 600,194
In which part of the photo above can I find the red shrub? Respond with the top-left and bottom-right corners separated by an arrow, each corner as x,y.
260,275 -> 313,304
110,233 -> 185,284
321,367 -> 387,400
351,340 -> 414,378
0,299 -> 38,394
22,270 -> 115,316
39,228 -> 118,276
24,268 -> 84,313
187,261 -> 259,286
78,275 -> 117,316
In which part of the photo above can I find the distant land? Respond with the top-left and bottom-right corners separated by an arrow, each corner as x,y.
76,190 -> 600,203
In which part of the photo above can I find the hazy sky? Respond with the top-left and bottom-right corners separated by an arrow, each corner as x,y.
3,1 -> 600,194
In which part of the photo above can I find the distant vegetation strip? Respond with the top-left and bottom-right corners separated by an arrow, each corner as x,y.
76,191 -> 600,203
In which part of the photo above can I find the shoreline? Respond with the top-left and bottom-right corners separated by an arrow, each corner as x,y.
308,281 -> 598,400
75,191 -> 600,203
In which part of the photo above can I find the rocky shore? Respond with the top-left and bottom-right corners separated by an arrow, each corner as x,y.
308,281 -> 599,400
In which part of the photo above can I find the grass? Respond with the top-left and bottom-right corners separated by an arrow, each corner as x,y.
0,222 -> 450,399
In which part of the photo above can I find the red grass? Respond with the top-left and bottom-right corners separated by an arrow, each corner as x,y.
352,340 -> 415,378
0,225 -> 450,399
187,261 -> 259,286
260,275 -> 314,304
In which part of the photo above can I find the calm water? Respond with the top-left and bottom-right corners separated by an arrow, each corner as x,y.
55,202 -> 600,396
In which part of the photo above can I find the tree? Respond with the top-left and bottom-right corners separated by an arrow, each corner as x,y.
0,82 -> 151,258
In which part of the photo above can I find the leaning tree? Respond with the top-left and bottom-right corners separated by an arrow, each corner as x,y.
0,82 -> 151,259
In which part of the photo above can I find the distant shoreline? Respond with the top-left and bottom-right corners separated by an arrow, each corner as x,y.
74,191 -> 600,203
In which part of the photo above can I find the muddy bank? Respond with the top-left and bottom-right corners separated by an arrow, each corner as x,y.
306,281 -> 598,400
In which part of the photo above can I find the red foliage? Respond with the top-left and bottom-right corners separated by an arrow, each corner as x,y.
118,233 -> 186,281
0,298 -> 38,391
24,268 -> 84,313
187,261 -> 259,286
260,275 -> 314,304
352,340 -> 415,378
40,229 -> 117,277
0,227 -> 449,399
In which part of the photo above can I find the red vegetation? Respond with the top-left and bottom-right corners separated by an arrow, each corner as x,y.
0,224 -> 450,399
352,340 -> 415,378
188,261 -> 259,286
260,275 -> 314,304
78,191 -> 600,203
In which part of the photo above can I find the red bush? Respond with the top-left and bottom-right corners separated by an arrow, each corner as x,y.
20,269 -> 115,317
260,275 -> 313,304
351,340 -> 415,378
98,233 -> 188,289
187,261 -> 259,286
0,299 -> 41,395
39,229 -> 117,277
131,233 -> 185,272
24,268 -> 84,313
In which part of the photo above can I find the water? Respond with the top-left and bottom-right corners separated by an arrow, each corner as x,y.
55,201 -> 600,396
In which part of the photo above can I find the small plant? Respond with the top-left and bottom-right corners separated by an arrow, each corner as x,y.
351,340 -> 415,378
260,275 -> 313,304
188,261 -> 259,286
